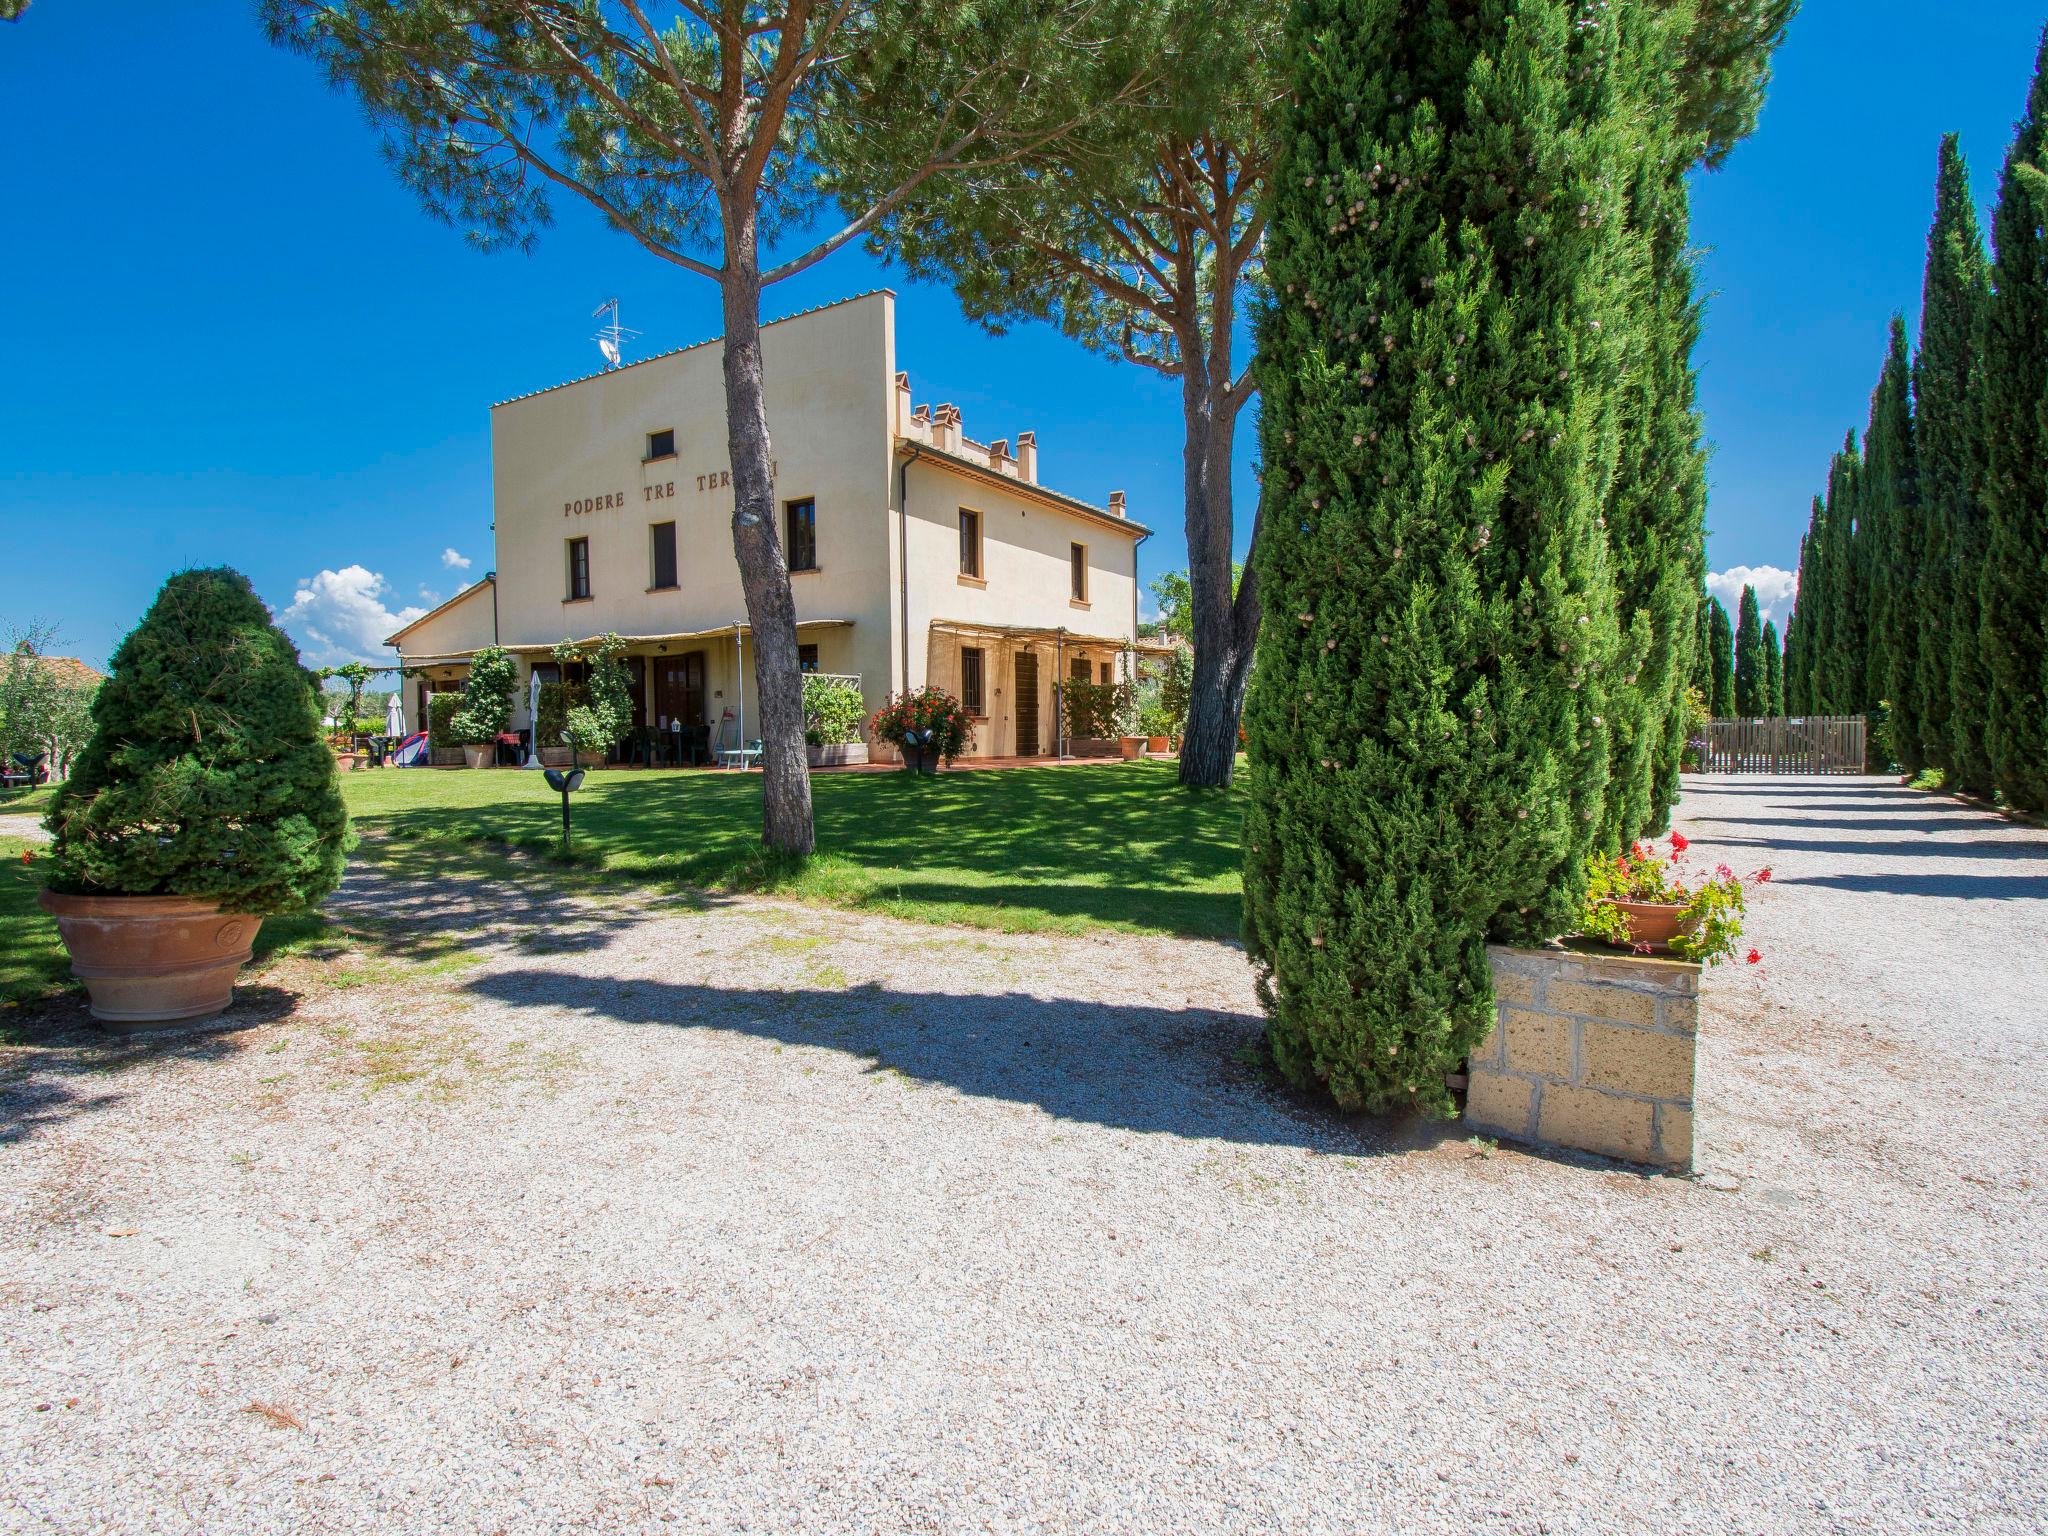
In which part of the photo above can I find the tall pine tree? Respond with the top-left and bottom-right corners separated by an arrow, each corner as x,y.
1708,596 -> 1736,717
1917,135 -> 1994,794
1977,29 -> 2048,813
1762,618 -> 1784,716
1863,315 -> 1923,770
1733,582 -> 1765,715
1245,0 -> 1637,1115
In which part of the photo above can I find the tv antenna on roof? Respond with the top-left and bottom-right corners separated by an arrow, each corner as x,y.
592,297 -> 638,369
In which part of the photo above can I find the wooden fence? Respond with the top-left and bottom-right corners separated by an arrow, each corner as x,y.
1695,716 -> 1867,775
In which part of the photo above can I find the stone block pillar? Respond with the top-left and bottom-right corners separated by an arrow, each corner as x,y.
1466,945 -> 1699,1170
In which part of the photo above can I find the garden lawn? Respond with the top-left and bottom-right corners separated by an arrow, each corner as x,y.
0,837 -> 68,1013
343,761 -> 1244,940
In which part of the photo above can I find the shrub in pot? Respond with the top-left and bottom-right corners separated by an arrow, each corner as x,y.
39,568 -> 352,1026
868,687 -> 973,773
450,646 -> 517,767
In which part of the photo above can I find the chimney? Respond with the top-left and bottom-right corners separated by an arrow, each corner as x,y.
933,404 -> 963,454
893,371 -> 913,434
910,402 -> 931,443
1016,430 -> 1037,483
1108,490 -> 1127,518
989,438 -> 1012,476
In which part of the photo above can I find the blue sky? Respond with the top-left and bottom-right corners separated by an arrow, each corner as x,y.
2,2 -> 2043,667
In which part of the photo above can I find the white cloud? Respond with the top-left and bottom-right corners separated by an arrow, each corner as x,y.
418,585 -> 443,605
279,566 -> 425,667
442,548 -> 472,571
1706,564 -> 1798,629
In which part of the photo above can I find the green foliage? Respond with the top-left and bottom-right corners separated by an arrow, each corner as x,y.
449,646 -> 517,745
427,693 -> 461,750
1707,598 -> 1736,717
1157,646 -> 1194,739
1733,585 -> 1764,716
41,568 -> 351,915
1062,679 -> 1134,739
533,682 -> 585,745
317,661 -> 381,736
1917,135 -> 1994,795
550,634 -> 633,754
0,625 -> 98,778
1977,29 -> 2048,813
1246,0 -> 1652,1116
802,675 -> 866,747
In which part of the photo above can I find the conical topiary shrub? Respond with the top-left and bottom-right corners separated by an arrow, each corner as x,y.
45,567 -> 352,914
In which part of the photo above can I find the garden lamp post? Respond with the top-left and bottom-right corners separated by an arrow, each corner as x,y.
544,731 -> 585,853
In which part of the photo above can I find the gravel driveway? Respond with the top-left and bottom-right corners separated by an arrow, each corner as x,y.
3,776 -> 2043,1534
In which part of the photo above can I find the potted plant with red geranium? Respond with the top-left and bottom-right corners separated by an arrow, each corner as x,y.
868,686 -> 974,774
1578,831 -> 1769,966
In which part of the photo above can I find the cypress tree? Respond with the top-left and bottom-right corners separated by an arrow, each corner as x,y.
1917,134 -> 1994,794
1707,596 -> 1735,717
1761,618 -> 1783,716
1815,435 -> 1863,713
1864,315 -> 1923,770
1782,528 -> 1810,713
1691,590 -> 1715,701
1600,1 -> 1709,847
1793,494 -> 1827,710
44,568 -> 351,913
1733,583 -> 1764,715
1244,0 -> 1635,1115
1977,29 -> 2048,814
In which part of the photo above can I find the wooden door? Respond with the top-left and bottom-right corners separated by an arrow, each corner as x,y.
653,652 -> 707,729
1015,650 -> 1040,757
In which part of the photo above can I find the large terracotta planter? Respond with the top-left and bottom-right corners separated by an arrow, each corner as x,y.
461,744 -> 492,770
1067,736 -> 1117,759
1118,735 -> 1146,760
1146,735 -> 1170,755
36,890 -> 262,1028
334,751 -> 365,773
1595,898 -> 1698,953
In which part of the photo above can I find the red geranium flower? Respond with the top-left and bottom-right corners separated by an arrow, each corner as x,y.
1669,832 -> 1689,852
1746,949 -> 1761,965
1754,866 -> 1772,883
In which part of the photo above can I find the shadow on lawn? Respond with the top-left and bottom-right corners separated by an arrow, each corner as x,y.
462,966 -> 1456,1157
353,763 -> 1245,939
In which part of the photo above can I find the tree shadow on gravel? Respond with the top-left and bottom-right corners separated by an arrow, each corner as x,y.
1689,814 -> 2028,836
0,986 -> 297,1146
1776,870 -> 2048,900
1711,835 -> 2048,861
462,968 -> 1461,1158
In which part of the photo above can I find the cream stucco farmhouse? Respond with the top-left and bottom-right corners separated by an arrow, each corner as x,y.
386,291 -> 1161,762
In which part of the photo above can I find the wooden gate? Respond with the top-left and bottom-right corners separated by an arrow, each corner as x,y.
1699,716 -> 1866,774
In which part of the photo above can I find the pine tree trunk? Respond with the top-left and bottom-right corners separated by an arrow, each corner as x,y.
719,209 -> 815,855
1177,319 -> 1258,789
